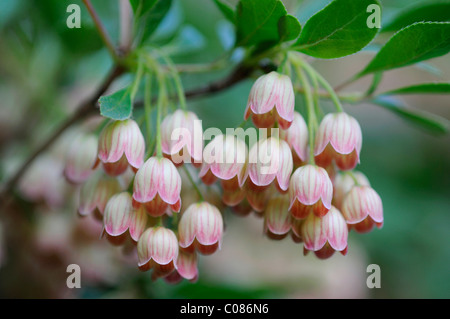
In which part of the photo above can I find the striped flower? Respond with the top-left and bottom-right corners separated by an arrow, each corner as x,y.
342,186 -> 383,233
314,112 -> 362,170
178,202 -> 224,255
96,119 -> 145,176
245,71 -> 295,129
302,206 -> 348,259
289,165 -> 333,219
133,157 -> 182,217
280,112 -> 308,166
263,195 -> 292,240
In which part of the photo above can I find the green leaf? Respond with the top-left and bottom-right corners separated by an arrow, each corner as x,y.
278,15 -> 301,42
236,0 -> 287,47
360,22 -> 450,76
294,0 -> 380,59
383,1 -> 450,32
213,0 -> 236,24
381,83 -> 450,95
131,0 -> 172,44
99,88 -> 133,120
372,97 -> 449,134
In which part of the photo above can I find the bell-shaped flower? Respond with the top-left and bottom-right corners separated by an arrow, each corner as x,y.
178,202 -> 224,255
78,171 -> 122,220
289,164 -> 333,219
247,137 -> 293,193
64,133 -> 98,183
314,112 -> 362,170
245,71 -> 295,129
302,206 -> 348,259
137,227 -> 179,276
263,195 -> 292,240
133,157 -> 182,217
96,119 -> 145,176
102,192 -> 148,245
342,186 -> 383,233
161,110 -> 203,167
280,112 -> 308,166
333,171 -> 370,210
164,250 -> 199,284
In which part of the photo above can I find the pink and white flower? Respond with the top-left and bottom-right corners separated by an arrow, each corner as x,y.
263,195 -> 292,240
333,171 -> 370,210
289,164 -> 333,219
178,202 -> 224,255
96,119 -> 145,176
247,137 -> 293,193
314,112 -> 362,170
64,133 -> 98,184
102,192 -> 148,245
161,110 -> 203,167
133,157 -> 182,216
137,227 -> 179,276
280,112 -> 308,166
164,250 -> 199,284
342,186 -> 383,233
302,206 -> 348,259
245,71 -> 295,129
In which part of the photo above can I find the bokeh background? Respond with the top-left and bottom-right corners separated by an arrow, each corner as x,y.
0,0 -> 448,298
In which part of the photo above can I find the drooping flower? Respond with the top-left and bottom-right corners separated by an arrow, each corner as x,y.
133,157 -> 182,217
96,119 -> 145,176
302,206 -> 348,259
289,164 -> 333,219
137,227 -> 179,277
342,186 -> 383,233
263,195 -> 292,240
164,250 -> 199,284
333,171 -> 370,210
102,192 -> 148,245
245,71 -> 295,129
178,202 -> 224,255
314,112 -> 362,170
200,134 -> 248,206
78,171 -> 122,220
247,137 -> 293,193
280,112 -> 308,166
161,110 -> 203,167
64,133 -> 98,184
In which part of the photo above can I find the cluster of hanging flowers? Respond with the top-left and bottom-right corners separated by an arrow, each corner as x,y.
64,66 -> 383,283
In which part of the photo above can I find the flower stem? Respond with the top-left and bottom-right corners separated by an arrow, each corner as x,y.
155,71 -> 166,158
182,165 -> 204,201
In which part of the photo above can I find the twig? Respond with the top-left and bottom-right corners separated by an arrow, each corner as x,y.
83,0 -> 117,59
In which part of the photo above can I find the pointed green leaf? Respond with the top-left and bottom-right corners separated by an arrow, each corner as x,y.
381,83 -> 450,95
278,15 -> 301,42
372,97 -> 449,134
236,0 -> 287,47
213,0 -> 236,24
99,88 -> 133,120
383,1 -> 450,32
360,22 -> 450,76
131,0 -> 172,44
294,0 -> 381,59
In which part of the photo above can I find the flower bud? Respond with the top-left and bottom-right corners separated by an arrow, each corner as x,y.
64,133 -> 98,183
137,227 -> 179,275
133,157 -> 182,216
302,206 -> 348,259
161,110 -> 203,166
314,112 -> 362,170
280,112 -> 308,166
333,171 -> 370,210
96,119 -> 145,175
289,164 -> 333,219
247,137 -> 293,193
263,195 -> 291,240
178,202 -> 224,255
342,186 -> 383,233
245,71 -> 295,129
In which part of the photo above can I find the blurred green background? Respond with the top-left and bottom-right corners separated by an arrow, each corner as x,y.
0,0 -> 448,298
